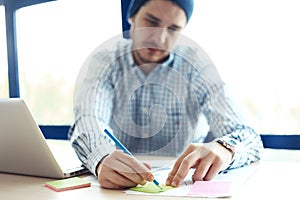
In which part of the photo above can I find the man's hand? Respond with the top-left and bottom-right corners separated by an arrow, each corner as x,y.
97,150 -> 154,189
166,142 -> 234,187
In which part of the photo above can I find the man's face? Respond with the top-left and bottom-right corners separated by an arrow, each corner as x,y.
130,0 -> 187,66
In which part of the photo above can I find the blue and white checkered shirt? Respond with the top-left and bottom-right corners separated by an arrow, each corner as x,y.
69,38 -> 263,175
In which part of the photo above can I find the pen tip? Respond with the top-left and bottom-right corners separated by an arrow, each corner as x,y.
153,179 -> 163,190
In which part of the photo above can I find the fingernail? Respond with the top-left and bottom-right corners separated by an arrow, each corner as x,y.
165,180 -> 170,185
171,181 -> 177,187
147,174 -> 154,181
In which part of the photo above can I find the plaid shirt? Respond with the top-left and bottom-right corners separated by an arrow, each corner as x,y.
69,38 -> 263,175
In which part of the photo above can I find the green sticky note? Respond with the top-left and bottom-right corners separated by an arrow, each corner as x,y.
129,182 -> 173,194
45,177 -> 91,192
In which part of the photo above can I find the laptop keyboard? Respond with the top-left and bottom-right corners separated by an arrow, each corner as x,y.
46,139 -> 83,171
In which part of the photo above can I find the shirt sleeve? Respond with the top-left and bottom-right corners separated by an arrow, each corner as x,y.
69,53 -> 116,176
192,58 -> 264,169
219,125 -> 264,169
209,85 -> 263,169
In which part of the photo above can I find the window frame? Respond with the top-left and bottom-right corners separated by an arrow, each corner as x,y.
1,0 -> 299,149
3,0 -> 57,98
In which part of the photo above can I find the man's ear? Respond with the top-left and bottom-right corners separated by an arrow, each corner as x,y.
128,17 -> 135,25
128,17 -> 135,38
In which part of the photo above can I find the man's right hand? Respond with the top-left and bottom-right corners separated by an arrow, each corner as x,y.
97,150 -> 154,189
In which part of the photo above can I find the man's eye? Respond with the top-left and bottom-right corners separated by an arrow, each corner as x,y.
168,28 -> 176,32
168,28 -> 179,33
147,20 -> 158,26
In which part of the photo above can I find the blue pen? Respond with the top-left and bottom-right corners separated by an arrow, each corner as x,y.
104,129 -> 163,190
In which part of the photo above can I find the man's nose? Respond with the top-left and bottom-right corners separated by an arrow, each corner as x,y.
152,28 -> 168,45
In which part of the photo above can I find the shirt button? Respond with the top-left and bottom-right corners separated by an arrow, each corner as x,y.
142,107 -> 148,113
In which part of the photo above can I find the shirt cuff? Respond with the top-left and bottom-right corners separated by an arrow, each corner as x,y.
86,148 -> 113,176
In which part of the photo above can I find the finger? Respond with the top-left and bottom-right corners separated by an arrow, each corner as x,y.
192,155 -> 213,182
99,179 -> 122,189
166,144 -> 196,185
166,160 -> 181,186
203,158 -> 223,181
169,150 -> 200,187
107,170 -> 140,188
117,153 -> 154,182
98,166 -> 133,189
113,158 -> 148,185
101,151 -> 147,185
98,163 -> 139,188
101,176 -> 135,189
143,162 -> 152,170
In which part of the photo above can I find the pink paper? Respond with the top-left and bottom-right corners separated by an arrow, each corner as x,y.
188,181 -> 232,197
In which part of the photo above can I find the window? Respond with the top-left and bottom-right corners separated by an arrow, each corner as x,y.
183,0 -> 300,134
0,5 -> 8,98
16,0 -> 122,125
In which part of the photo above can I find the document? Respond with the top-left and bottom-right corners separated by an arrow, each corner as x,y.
125,162 -> 258,198
82,158 -> 258,198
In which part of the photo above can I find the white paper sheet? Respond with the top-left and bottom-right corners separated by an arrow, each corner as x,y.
125,164 -> 259,197
82,160 -> 259,198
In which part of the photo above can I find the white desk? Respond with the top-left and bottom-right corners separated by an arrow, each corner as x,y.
1,149 -> 300,200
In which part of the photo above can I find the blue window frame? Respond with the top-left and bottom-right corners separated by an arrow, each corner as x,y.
1,0 -> 299,150
3,0 -> 56,98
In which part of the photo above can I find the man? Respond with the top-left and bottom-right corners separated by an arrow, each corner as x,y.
69,0 -> 263,189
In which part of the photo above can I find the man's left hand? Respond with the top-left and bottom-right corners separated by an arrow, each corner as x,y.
166,141 -> 233,187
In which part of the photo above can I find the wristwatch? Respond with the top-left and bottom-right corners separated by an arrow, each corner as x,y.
215,139 -> 236,154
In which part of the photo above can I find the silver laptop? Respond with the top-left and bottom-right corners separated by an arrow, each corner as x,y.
0,98 -> 88,178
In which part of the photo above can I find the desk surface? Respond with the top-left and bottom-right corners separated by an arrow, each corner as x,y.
1,149 -> 300,200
